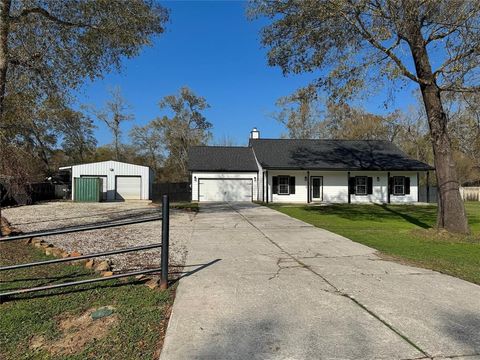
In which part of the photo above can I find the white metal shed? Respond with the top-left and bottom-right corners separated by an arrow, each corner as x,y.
60,160 -> 153,201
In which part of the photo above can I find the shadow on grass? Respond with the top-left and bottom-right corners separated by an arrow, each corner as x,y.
377,204 -> 432,229
0,271 -> 87,285
301,203 -> 436,225
0,259 -> 221,303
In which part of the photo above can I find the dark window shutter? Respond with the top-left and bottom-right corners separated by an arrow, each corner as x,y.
289,176 -> 295,194
405,177 -> 410,194
348,177 -> 355,194
388,177 -> 393,194
272,176 -> 278,194
367,177 -> 373,195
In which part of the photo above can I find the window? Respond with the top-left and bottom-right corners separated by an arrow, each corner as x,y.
355,176 -> 367,195
393,176 -> 405,195
278,176 -> 290,195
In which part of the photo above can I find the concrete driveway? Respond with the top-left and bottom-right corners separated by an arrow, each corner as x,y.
160,203 -> 480,360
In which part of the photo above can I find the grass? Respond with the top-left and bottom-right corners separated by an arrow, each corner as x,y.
171,202 -> 199,212
0,240 -> 173,360
267,202 -> 480,285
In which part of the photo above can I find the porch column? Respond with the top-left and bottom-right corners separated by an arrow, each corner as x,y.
266,170 -> 269,204
416,172 -> 420,202
426,171 -> 430,203
347,171 -> 351,204
307,170 -> 310,203
387,171 -> 391,204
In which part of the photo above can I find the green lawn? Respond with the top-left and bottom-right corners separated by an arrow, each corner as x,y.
268,202 -> 480,285
0,241 -> 173,360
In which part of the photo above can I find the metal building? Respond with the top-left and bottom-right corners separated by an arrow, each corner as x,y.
59,160 -> 153,201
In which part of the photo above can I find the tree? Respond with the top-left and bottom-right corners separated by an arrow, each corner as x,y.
215,134 -> 238,146
0,143 -> 35,226
60,109 -> 97,164
0,0 -> 167,186
0,0 -> 167,118
321,102 -> 402,141
130,122 -> 165,174
272,86 -> 323,139
154,87 -> 212,181
250,0 -> 480,233
88,87 -> 133,161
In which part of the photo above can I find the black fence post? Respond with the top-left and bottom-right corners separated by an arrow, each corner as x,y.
160,194 -> 170,290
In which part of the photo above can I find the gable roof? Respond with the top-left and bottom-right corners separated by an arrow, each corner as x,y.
249,139 -> 433,171
188,146 -> 258,172
59,160 -> 150,170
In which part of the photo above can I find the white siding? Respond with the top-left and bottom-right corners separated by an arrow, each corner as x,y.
267,171 -> 309,203
191,172 -> 258,202
71,161 -> 151,200
350,171 -> 388,204
252,147 -> 264,202
265,170 -> 418,204
389,171 -> 418,203
311,171 -> 349,203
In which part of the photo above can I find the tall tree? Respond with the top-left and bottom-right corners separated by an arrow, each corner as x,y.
321,102 -> 402,142
0,0 -> 167,118
130,122 -> 165,174
88,87 -> 133,161
0,0 -> 167,190
155,87 -> 212,181
60,109 -> 97,164
250,0 -> 480,233
272,86 -> 323,139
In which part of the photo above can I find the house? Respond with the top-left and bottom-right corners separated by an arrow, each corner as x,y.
59,160 -> 153,201
188,128 -> 434,203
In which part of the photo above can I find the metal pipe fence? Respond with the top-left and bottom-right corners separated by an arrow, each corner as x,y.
0,195 -> 170,302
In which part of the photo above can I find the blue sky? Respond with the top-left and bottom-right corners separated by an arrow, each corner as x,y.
76,0 -> 419,147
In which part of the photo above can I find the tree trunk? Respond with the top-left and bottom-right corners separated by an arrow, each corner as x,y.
0,0 -> 10,118
408,30 -> 469,234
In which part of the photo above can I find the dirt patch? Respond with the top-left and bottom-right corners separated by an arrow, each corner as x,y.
29,306 -> 118,356
410,228 -> 480,244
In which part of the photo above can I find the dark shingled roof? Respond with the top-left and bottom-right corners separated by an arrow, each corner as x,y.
188,146 -> 258,172
249,139 -> 434,171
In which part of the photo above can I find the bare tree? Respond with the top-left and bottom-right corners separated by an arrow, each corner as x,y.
129,123 -> 165,174
250,0 -> 480,233
272,86 -> 324,139
89,87 -> 133,161
154,87 -> 212,181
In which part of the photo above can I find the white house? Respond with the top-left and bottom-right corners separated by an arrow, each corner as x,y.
188,128 -> 434,204
59,160 -> 153,201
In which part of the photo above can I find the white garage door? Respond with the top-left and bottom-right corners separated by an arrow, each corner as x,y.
116,176 -> 141,200
199,179 -> 252,202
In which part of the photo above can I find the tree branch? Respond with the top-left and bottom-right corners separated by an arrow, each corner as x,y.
10,7 -> 97,29
434,45 -> 480,78
440,85 -> 480,93
348,8 -> 427,85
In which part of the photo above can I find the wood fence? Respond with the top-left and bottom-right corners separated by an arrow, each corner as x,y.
460,187 -> 480,202
151,182 -> 191,203
419,186 -> 480,203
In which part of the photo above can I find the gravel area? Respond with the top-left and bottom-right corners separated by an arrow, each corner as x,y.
3,201 -> 194,273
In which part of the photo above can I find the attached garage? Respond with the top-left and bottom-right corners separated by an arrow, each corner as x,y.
188,146 -> 259,203
199,178 -> 253,202
60,160 -> 153,201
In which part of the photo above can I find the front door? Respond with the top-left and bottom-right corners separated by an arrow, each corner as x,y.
311,176 -> 323,201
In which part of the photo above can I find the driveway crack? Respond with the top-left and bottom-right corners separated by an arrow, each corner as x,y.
229,204 -> 431,359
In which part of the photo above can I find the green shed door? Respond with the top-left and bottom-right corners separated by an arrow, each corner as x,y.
74,177 -> 102,202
